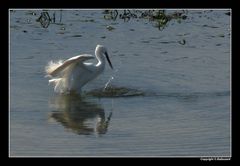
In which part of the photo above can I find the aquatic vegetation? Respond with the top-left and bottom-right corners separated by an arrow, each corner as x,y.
36,10 -> 63,28
36,11 -> 51,28
103,10 -> 188,30
34,10 -> 187,30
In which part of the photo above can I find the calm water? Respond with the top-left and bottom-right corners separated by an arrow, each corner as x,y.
10,9 -> 231,157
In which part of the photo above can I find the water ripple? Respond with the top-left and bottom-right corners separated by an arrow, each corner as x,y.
85,85 -> 230,99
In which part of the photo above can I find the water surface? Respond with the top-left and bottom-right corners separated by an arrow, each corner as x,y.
10,9 -> 231,157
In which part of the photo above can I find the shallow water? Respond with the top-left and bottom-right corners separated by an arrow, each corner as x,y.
10,9 -> 231,157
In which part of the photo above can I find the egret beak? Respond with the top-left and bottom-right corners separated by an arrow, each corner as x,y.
105,52 -> 113,69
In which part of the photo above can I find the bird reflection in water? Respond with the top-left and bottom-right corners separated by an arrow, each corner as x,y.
49,94 -> 112,135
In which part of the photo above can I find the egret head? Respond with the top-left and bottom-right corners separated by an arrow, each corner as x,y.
96,45 -> 113,69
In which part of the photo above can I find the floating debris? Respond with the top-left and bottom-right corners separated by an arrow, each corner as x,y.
81,19 -> 95,22
178,39 -> 186,45
161,51 -> 168,54
158,41 -> 176,44
176,33 -> 190,36
218,34 -> 225,38
202,24 -> 219,28
164,56 -> 188,62
72,34 -> 82,37
106,25 -> 115,31
56,32 -> 65,34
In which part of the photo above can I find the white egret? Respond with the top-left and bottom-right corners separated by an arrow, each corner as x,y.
45,45 -> 113,94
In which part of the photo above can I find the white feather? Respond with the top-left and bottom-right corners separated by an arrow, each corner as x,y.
45,45 -> 113,94
45,60 -> 63,77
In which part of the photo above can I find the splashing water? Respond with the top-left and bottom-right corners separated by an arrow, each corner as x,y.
104,76 -> 114,91
103,69 -> 119,91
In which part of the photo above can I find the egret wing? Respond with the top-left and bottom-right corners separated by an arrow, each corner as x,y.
47,54 -> 94,76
